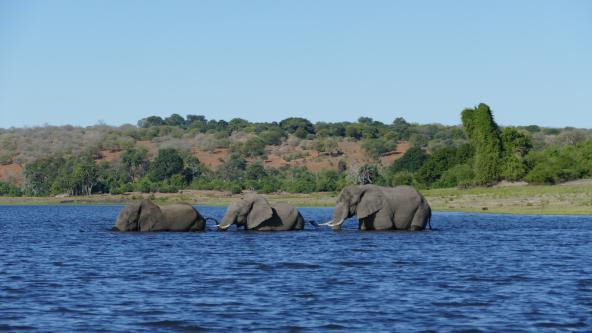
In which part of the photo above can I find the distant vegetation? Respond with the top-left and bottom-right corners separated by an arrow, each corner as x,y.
1,103 -> 592,197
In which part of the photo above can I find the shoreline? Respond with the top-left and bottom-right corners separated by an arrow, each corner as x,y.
1,184 -> 591,215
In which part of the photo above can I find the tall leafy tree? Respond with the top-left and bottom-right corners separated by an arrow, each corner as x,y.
149,148 -> 184,182
461,103 -> 503,185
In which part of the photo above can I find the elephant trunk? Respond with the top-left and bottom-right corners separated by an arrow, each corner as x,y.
326,202 -> 348,230
217,210 -> 236,231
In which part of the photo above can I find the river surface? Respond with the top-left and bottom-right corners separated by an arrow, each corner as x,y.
1,205 -> 591,332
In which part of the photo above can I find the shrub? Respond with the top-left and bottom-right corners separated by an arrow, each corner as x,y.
148,148 -> 184,182
434,163 -> 475,188
390,171 -> 414,187
0,181 -> 22,196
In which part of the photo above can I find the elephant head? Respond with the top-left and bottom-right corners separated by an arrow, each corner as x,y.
326,185 -> 383,230
113,199 -> 165,231
217,193 -> 273,231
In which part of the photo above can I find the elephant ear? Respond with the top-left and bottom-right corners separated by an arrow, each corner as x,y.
357,188 -> 383,219
245,194 -> 273,229
138,199 -> 166,231
115,201 -> 142,231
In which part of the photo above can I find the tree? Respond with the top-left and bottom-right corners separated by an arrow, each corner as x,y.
392,117 -> 411,140
316,169 -> 341,192
121,147 -> 149,181
217,154 -> 247,181
70,156 -> 98,195
500,128 -> 532,181
461,103 -> 503,185
149,148 -> 184,182
389,146 -> 429,174
390,171 -> 414,186
228,118 -> 251,132
239,137 -> 267,158
361,138 -> 392,159
23,156 -> 65,196
0,181 -> 22,196
164,114 -> 186,127
415,144 -> 473,187
137,116 -> 165,128
279,117 -> 315,136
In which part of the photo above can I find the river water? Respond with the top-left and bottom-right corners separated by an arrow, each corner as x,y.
1,205 -> 591,332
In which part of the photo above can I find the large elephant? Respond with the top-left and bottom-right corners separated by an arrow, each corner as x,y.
113,199 -> 206,232
324,185 -> 431,231
217,193 -> 306,231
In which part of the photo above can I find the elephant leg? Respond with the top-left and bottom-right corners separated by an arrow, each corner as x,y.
358,220 -> 367,230
372,209 -> 394,230
292,213 -> 305,230
409,203 -> 430,231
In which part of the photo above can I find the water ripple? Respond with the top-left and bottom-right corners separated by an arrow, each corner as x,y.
0,205 -> 591,332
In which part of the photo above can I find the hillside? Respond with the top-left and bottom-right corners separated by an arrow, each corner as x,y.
2,106 -> 592,197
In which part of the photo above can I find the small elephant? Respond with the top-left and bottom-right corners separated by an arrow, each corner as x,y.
113,199 -> 205,232
217,193 -> 306,231
324,184 -> 431,231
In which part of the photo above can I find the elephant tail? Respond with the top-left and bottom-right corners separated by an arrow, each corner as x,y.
427,207 -> 432,230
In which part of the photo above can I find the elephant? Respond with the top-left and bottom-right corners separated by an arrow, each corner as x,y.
323,184 -> 431,231
217,193 -> 308,231
113,199 -> 206,232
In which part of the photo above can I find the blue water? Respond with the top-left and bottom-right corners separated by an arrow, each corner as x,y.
1,205 -> 591,332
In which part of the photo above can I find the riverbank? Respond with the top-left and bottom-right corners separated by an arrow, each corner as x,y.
1,184 -> 591,215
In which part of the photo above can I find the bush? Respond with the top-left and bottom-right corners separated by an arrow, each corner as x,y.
0,181 -> 22,196
390,171 -> 414,186
361,138 -> 392,159
316,169 -> 341,192
434,163 -> 475,188
148,148 -> 184,182
524,164 -> 558,185
389,146 -> 428,174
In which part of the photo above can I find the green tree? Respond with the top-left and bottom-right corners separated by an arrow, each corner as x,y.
122,147 -> 150,181
70,156 -> 98,195
23,156 -> 65,196
164,113 -> 186,127
240,137 -> 267,158
390,171 -> 414,186
137,116 -> 165,128
461,103 -> 503,185
361,138 -> 392,159
217,154 -> 247,181
279,117 -> 315,136
316,169 -> 341,192
149,148 -> 184,182
500,128 -> 533,181
0,181 -> 22,196
392,117 -> 411,140
389,146 -> 428,174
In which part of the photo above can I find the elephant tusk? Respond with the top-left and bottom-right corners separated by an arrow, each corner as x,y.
331,219 -> 345,227
319,221 -> 334,226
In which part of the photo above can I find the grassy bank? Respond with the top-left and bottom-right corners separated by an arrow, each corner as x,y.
1,184 -> 591,215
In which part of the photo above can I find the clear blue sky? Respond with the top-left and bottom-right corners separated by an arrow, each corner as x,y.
1,1 -> 591,128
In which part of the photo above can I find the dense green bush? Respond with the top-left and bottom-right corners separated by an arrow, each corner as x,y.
389,171 -> 414,186
388,146 -> 429,174
361,138 -> 392,159
148,148 -> 184,182
433,163 -> 474,188
0,181 -> 22,196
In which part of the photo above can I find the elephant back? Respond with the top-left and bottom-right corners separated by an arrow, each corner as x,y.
271,202 -> 299,224
159,203 -> 205,231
